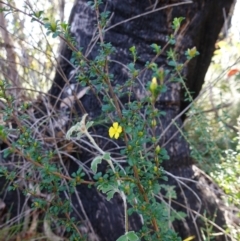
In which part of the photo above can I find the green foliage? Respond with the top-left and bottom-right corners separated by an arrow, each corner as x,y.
184,24 -> 240,210
0,1 -> 239,241
210,117 -> 240,207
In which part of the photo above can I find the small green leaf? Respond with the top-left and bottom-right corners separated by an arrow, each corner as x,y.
125,126 -> 132,134
168,60 -> 177,67
105,190 -> 116,201
60,22 -> 68,31
103,152 -> 111,161
129,46 -> 137,62
102,104 -> 114,112
116,234 -> 128,241
98,184 -> 118,201
172,17 -> 185,31
91,156 -> 103,174
127,231 -> 139,241
34,10 -> 44,18
117,232 -> 139,241
86,121 -> 94,129
175,211 -> 187,220
153,183 -> 161,194
128,62 -> 135,72
151,43 -> 161,54
52,32 -> 59,38
129,46 -> 136,53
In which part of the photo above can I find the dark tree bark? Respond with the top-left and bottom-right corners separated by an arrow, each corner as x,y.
0,1 -> 239,241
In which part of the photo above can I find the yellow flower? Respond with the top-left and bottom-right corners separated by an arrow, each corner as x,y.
109,122 -> 122,139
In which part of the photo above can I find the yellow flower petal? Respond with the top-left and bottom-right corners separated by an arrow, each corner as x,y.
113,122 -> 119,128
117,126 -> 122,133
109,127 -> 115,138
114,132 -> 120,139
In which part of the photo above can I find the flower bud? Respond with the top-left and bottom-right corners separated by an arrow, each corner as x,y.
155,145 -> 161,154
150,77 -> 158,93
187,46 -> 198,58
151,119 -> 157,127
